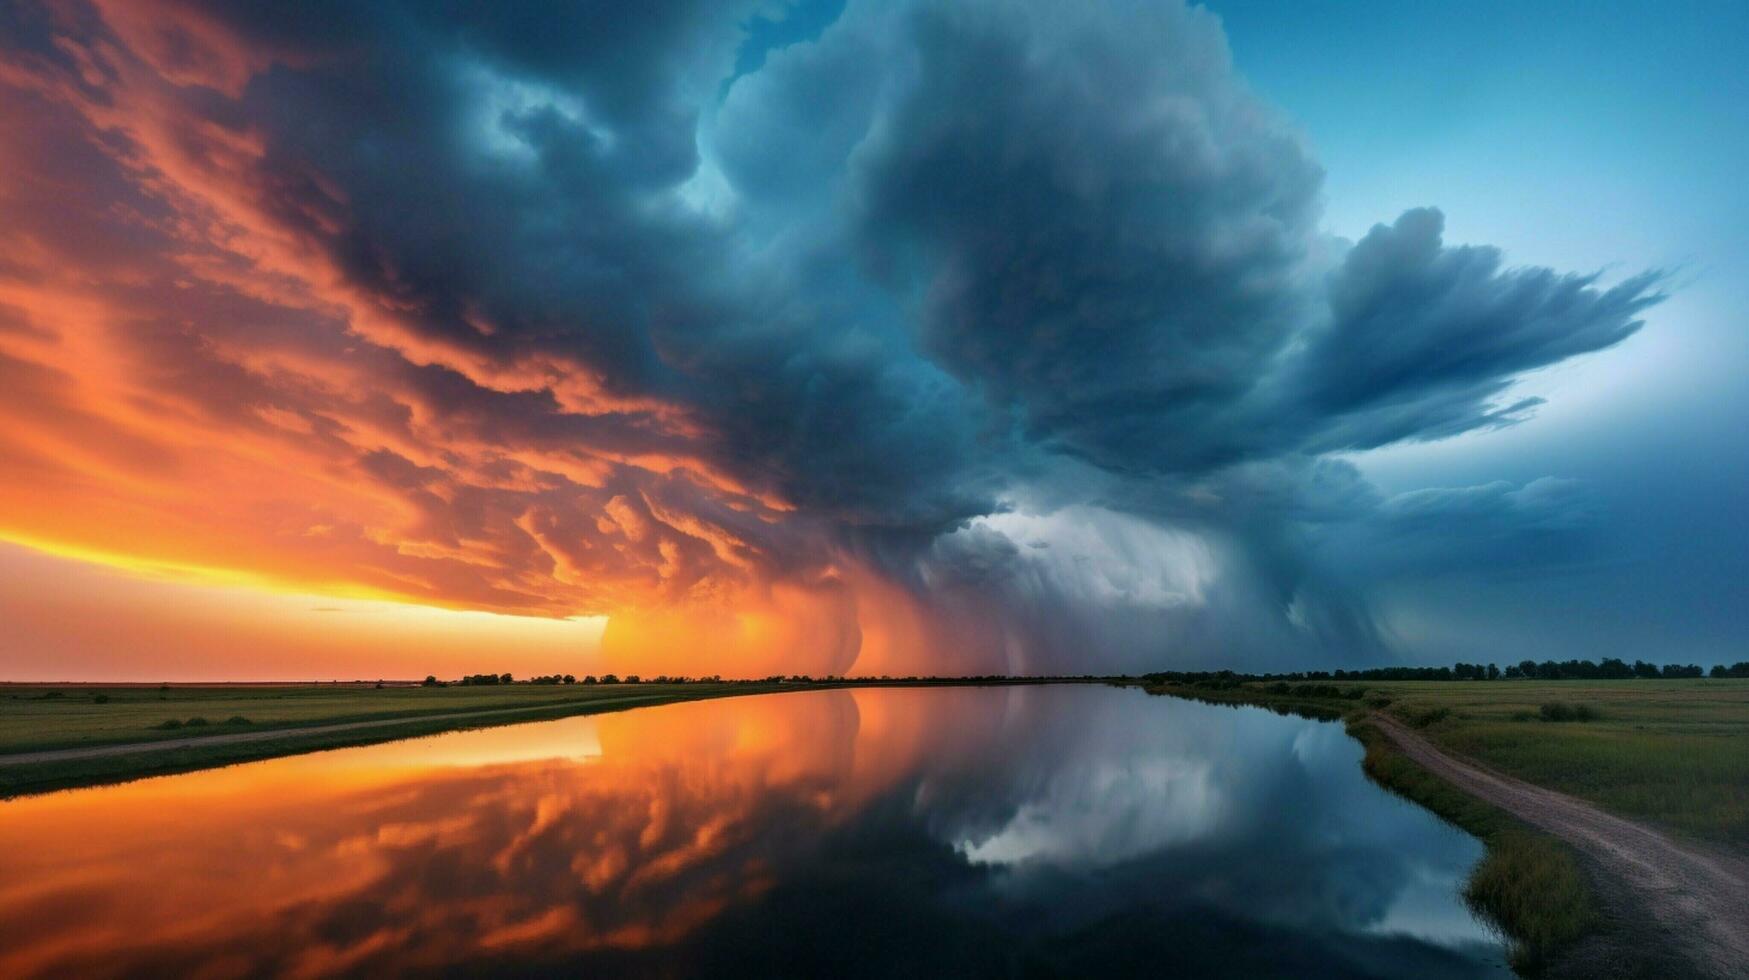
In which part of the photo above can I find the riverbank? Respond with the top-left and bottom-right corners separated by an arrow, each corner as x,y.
0,682 -> 775,794
0,677 -> 1091,795
1138,678 -> 1749,977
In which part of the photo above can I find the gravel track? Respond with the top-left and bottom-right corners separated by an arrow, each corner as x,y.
1372,712 -> 1749,979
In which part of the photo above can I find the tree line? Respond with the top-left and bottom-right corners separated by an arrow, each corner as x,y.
1142,658 -> 1749,686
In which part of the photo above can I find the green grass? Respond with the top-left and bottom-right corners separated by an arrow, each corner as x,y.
1358,679 -> 1749,845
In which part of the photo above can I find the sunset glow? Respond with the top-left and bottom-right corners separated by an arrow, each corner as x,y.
2,0 -> 1741,680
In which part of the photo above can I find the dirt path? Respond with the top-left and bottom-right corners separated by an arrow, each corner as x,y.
1371,712 -> 1749,979
0,694 -> 675,767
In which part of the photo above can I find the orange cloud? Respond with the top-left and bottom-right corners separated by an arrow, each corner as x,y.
0,6 -> 859,679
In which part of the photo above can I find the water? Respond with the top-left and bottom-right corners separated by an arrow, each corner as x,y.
0,685 -> 1509,978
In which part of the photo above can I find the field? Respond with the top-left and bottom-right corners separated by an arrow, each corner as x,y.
1357,679 -> 1749,845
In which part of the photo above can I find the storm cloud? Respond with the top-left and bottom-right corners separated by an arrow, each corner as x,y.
0,0 -> 1662,673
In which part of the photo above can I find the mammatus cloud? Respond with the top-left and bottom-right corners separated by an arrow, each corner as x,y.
0,0 -> 1661,674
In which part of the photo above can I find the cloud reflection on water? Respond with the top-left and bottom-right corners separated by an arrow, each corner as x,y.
0,686 -> 1507,977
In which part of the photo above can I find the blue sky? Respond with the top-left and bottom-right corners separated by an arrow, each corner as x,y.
1204,0 -> 1749,662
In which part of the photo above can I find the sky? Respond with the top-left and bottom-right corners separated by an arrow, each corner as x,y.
0,0 -> 1742,680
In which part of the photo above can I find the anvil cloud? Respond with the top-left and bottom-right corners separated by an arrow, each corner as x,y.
0,0 -> 1664,677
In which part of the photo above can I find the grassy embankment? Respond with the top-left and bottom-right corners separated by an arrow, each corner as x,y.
0,681 -> 786,794
1138,677 -> 1749,974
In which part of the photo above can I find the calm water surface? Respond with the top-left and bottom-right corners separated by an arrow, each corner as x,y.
0,685 -> 1509,978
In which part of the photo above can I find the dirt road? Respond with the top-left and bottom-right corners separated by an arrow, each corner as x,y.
0,694 -> 675,767
1371,712 -> 1749,979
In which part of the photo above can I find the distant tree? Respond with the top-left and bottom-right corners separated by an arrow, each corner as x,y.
624,674 -> 641,684
1486,663 -> 1501,681
1632,660 -> 1661,679
500,672 -> 513,684
601,673 -> 620,684
583,674 -> 599,684
422,675 -> 439,687
563,674 -> 576,684
1712,665 -> 1728,678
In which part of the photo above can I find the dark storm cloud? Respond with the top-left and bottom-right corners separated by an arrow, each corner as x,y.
1288,208 -> 1664,452
0,0 -> 1666,669
846,1 -> 1321,474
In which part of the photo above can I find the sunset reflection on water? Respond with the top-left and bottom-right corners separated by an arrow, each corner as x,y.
0,687 -> 1508,978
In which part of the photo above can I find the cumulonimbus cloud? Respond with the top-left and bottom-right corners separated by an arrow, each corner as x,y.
0,0 -> 1662,674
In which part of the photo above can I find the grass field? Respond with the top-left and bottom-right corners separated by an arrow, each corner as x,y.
1357,679 -> 1749,845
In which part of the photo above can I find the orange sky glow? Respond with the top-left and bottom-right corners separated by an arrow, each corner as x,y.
0,1 -> 943,680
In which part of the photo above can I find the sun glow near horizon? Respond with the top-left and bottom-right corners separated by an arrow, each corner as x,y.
0,540 -> 608,682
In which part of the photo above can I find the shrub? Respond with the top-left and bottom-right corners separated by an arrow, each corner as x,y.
92,694 -> 110,704
1539,702 -> 1597,722
1407,706 -> 1450,728
223,715 -> 251,725
184,716 -> 210,727
154,719 -> 183,730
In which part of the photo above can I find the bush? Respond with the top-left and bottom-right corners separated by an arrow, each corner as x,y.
92,694 -> 110,704
154,718 -> 183,730
184,716 -> 210,727
223,715 -> 251,726
1539,702 -> 1597,723
1406,706 -> 1450,728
